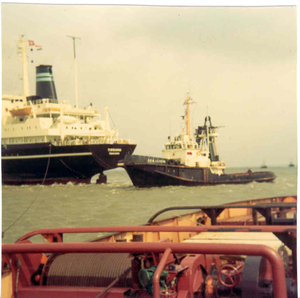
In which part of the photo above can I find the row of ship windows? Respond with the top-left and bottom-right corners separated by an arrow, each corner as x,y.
165,144 -> 198,150
3,137 -> 99,144
3,126 -> 99,131
4,126 -> 38,130
33,99 -> 57,104
3,139 -> 44,144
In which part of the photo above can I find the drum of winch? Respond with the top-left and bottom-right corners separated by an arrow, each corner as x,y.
42,253 -> 133,287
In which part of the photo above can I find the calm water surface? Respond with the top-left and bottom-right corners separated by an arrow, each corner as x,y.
2,166 -> 297,244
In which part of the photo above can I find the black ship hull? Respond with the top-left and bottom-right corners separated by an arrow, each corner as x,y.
2,143 -> 136,185
120,155 -> 276,188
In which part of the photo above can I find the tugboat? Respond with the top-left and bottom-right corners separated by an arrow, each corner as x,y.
1,36 -> 136,185
119,94 -> 276,187
289,160 -> 295,167
261,161 -> 268,169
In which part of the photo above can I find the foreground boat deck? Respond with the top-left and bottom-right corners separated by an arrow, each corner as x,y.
2,196 -> 297,298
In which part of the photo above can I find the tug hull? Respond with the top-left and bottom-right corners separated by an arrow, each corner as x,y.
121,156 -> 276,187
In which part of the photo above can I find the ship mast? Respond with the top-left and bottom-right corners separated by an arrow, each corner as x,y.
19,35 -> 30,102
183,93 -> 195,139
67,35 -> 81,108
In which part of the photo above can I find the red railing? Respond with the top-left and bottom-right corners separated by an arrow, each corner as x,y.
16,225 -> 296,242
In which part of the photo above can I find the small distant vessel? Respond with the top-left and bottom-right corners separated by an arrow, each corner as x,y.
289,160 -> 295,167
261,161 -> 268,169
1,36 -> 136,185
119,94 -> 276,187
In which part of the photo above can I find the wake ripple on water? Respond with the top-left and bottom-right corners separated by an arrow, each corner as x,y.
2,166 -> 297,243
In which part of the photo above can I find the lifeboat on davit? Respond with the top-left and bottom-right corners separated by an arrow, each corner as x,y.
9,106 -> 32,117
57,115 -> 77,124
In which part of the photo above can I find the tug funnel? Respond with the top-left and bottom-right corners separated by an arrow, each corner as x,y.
36,65 -> 58,102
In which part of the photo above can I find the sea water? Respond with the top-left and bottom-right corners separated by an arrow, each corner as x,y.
2,166 -> 297,244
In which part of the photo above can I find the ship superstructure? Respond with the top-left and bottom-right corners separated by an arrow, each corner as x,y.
2,69 -> 122,148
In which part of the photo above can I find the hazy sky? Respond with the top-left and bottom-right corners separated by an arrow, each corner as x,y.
1,4 -> 297,167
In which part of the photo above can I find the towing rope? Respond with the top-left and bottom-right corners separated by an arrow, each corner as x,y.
88,146 -> 114,170
60,158 -> 86,178
2,144 -> 52,238
95,266 -> 131,298
90,148 -> 132,181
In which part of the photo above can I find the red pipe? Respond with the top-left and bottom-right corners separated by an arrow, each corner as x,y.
2,242 -> 287,298
153,248 -> 172,298
17,225 -> 296,242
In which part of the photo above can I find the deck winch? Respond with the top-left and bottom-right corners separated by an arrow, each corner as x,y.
4,247 -> 295,298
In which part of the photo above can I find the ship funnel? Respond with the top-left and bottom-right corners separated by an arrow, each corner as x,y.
36,65 -> 58,102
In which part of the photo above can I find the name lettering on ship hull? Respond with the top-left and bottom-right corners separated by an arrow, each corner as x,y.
108,148 -> 122,155
147,158 -> 166,164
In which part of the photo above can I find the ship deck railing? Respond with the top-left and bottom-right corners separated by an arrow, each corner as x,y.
52,138 -> 131,146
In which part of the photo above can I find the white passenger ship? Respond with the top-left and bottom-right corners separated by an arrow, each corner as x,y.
2,36 -> 136,185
